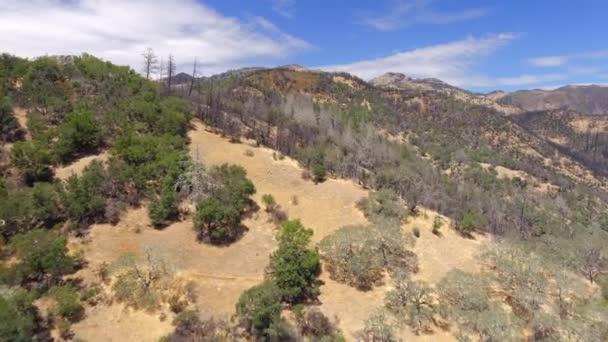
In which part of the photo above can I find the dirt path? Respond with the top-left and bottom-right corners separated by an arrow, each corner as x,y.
13,107 -> 30,140
55,151 -> 109,180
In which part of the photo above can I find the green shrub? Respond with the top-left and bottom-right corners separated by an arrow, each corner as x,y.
268,220 -> 320,303
0,291 -> 37,342
149,176 -> 179,227
0,182 -> 62,238
458,209 -> 487,235
56,110 -> 102,162
49,285 -> 84,322
60,161 -> 106,228
193,197 -> 241,244
262,193 -> 277,212
356,189 -> 406,222
193,164 -> 255,244
8,229 -> 76,286
311,159 -> 326,183
10,140 -> 54,183
0,95 -> 20,141
236,281 -> 283,337
597,274 -> 608,301
432,216 -> 443,236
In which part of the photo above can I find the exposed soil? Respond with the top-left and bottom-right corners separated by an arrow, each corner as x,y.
55,151 -> 109,180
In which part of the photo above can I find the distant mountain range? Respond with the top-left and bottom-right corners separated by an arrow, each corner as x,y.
489,85 -> 608,115
174,67 -> 608,116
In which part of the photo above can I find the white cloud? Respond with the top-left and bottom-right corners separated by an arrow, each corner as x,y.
271,0 -> 296,18
320,34 -> 517,87
529,50 -> 608,68
0,0 -> 310,75
494,73 -> 566,86
529,56 -> 568,67
361,0 -> 488,32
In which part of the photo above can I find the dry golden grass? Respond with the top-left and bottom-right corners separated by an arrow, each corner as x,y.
71,120 -> 488,341
54,151 -> 109,180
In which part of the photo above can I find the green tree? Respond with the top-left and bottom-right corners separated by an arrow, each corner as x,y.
60,161 -> 106,228
10,140 -> 54,183
22,57 -> 71,119
149,176 -> 179,227
236,281 -> 283,337
8,229 -> 76,286
193,197 -> 241,243
267,220 -> 321,303
0,95 -> 20,142
56,110 -> 102,162
0,291 -> 37,342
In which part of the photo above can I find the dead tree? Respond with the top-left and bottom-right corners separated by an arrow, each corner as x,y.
189,57 -> 198,97
141,48 -> 158,80
167,54 -> 176,94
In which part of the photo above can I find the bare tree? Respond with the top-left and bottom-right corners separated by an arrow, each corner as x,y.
167,54 -> 176,93
189,57 -> 198,96
578,243 -> 607,283
141,48 -> 158,80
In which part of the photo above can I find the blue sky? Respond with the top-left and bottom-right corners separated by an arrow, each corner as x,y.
1,0 -> 607,91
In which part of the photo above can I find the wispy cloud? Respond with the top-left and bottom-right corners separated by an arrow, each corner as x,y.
320,33 -> 517,88
271,0 -> 296,18
529,50 -> 608,67
0,0 -> 310,75
361,0 -> 489,32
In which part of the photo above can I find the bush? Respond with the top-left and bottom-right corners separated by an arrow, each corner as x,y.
166,310 -> 231,341
296,307 -> 343,340
267,220 -> 320,303
432,216 -> 443,236
193,164 -> 255,244
56,110 -> 102,162
0,291 -> 37,342
49,285 -> 84,322
385,273 -> 436,335
596,274 -> 608,301
10,140 -> 54,183
311,160 -> 326,183
458,209 -> 487,235
8,229 -> 76,286
0,95 -> 21,142
235,281 -> 283,337
262,193 -> 277,212
60,161 -> 106,229
356,189 -> 406,222
0,182 -> 62,238
193,197 -> 241,244
319,222 -> 418,290
358,310 -> 398,342
413,226 -> 421,238
149,176 -> 179,227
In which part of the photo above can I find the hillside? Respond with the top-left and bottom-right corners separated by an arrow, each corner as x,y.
1,55 -> 608,342
494,85 -> 608,115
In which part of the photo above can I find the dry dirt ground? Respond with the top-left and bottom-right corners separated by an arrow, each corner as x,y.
55,151 -> 109,180
69,120 -> 488,342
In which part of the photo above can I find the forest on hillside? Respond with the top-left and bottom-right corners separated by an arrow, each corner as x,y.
1,53 -> 607,341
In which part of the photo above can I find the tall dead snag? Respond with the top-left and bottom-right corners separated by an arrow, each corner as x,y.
189,57 -> 198,97
167,54 -> 176,94
141,48 -> 158,80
